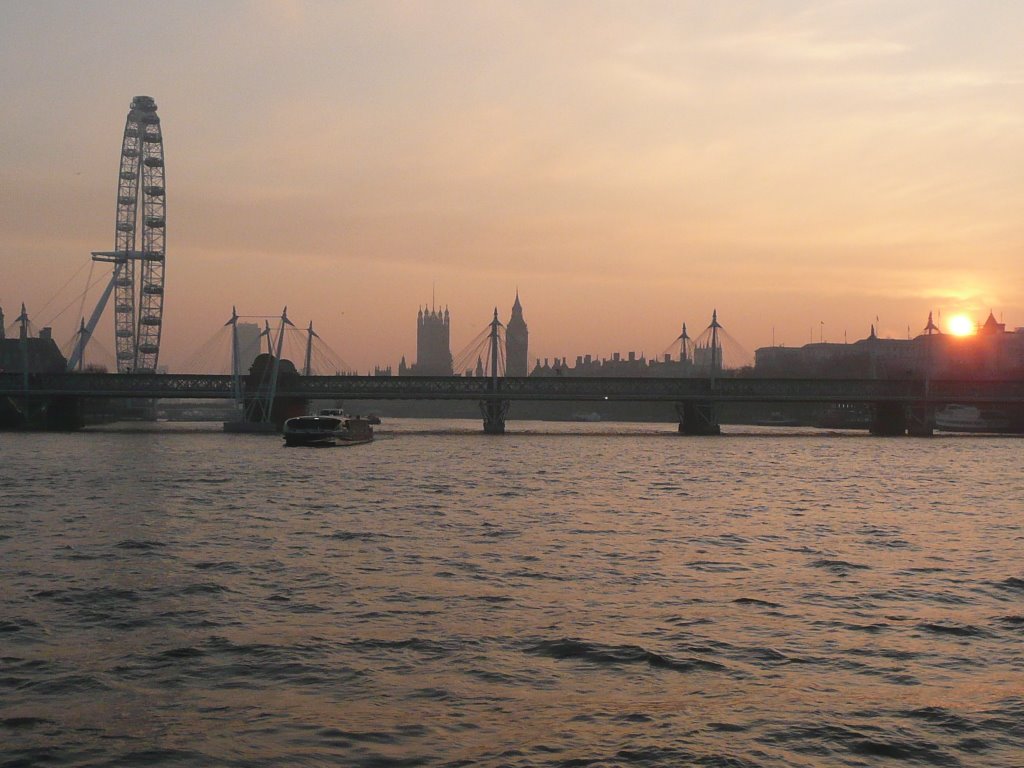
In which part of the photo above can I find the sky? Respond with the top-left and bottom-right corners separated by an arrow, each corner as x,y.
2,1 -> 1023,373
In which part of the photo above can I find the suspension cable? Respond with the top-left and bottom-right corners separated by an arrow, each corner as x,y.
41,267 -> 112,328
34,259 -> 91,318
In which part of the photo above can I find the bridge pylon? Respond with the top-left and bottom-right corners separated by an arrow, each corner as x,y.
479,307 -> 510,434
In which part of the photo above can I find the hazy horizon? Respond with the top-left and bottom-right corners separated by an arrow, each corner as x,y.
2,1 -> 1022,373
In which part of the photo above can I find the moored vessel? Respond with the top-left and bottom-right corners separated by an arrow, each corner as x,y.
935,404 -> 1013,434
816,403 -> 871,430
754,412 -> 803,427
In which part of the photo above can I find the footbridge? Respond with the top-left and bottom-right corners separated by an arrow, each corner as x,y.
4,372 -> 1023,435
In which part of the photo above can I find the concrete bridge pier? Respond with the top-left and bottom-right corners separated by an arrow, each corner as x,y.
906,404 -> 935,437
676,401 -> 721,435
2,395 -> 84,430
869,401 -> 908,436
238,394 -> 307,430
480,399 -> 509,435
46,395 -> 84,430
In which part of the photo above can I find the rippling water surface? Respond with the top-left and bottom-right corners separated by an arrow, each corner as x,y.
2,420 -> 1022,767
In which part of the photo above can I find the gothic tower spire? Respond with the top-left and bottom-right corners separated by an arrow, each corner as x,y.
505,291 -> 529,377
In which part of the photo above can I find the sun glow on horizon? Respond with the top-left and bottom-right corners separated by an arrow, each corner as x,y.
947,313 -> 975,337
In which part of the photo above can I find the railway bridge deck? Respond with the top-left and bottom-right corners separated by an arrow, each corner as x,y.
3,372 -> 1022,435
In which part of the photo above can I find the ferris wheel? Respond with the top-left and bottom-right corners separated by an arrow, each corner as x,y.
68,96 -> 166,373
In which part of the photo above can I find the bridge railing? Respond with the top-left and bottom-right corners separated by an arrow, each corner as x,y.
0,372 -> 234,398
2,372 -> 1022,404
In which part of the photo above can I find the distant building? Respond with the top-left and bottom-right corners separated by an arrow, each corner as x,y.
505,292 -> 529,377
692,341 -> 722,374
530,348 -> 697,378
235,322 -> 261,375
754,312 -> 1024,380
0,304 -> 67,373
403,306 -> 453,376
529,313 -> 725,378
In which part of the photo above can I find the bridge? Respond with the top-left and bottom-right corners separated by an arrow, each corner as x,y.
4,372 -> 1023,436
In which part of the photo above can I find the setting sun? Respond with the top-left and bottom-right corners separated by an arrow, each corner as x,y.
947,313 -> 975,336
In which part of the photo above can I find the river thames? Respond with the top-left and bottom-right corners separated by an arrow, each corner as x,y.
2,420 -> 1022,766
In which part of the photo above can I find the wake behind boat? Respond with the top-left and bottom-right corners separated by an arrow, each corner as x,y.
283,409 -> 374,447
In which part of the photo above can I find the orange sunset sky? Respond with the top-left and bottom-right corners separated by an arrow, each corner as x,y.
2,1 -> 1022,373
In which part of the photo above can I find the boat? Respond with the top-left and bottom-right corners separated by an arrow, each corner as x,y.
753,412 -> 802,427
282,409 -> 374,447
816,403 -> 871,430
935,404 -> 1013,433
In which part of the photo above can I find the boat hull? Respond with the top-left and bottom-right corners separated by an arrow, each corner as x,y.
283,434 -> 373,447
282,413 -> 374,447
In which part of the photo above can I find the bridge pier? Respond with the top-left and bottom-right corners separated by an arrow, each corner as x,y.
238,393 -> 307,430
45,395 -> 85,430
906,404 -> 935,437
0,395 -> 83,431
676,401 -> 721,435
869,401 -> 908,436
480,399 -> 509,434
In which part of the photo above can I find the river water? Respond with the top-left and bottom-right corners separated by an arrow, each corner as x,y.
1,420 -> 1022,767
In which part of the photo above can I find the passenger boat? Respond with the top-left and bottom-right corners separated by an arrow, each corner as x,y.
282,409 -> 374,447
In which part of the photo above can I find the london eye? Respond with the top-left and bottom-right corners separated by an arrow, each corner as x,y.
68,96 -> 166,373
